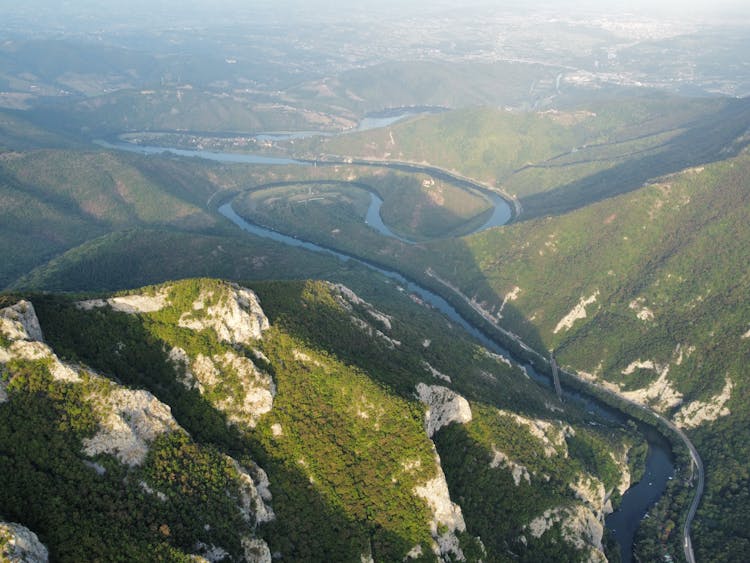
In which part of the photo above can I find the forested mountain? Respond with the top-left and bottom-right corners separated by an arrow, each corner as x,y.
0,279 -> 640,561
2,9 -> 750,556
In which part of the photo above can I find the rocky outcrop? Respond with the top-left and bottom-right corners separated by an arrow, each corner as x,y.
192,543 -> 230,563
496,410 -> 572,458
629,297 -> 655,322
241,537 -> 272,563
170,349 -> 275,428
553,291 -> 599,334
561,505 -> 606,562
0,522 -> 49,563
329,283 -> 393,330
621,360 -> 683,412
76,290 -> 169,314
83,388 -> 179,466
491,449 -> 530,486
675,376 -> 733,428
422,361 -> 451,383
328,283 -> 401,348
1,300 -> 177,467
0,300 -> 43,342
1,301 -> 79,386
414,462 -> 467,561
415,383 -> 472,438
569,474 -> 608,519
611,449 -> 632,496
178,284 -> 269,345
526,505 -> 605,562
230,458 -> 275,525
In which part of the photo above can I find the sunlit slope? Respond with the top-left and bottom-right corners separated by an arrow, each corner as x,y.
0,278 -> 639,561
298,96 -> 750,218
426,151 -> 750,561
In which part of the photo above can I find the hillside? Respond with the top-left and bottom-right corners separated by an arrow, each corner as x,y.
1,278 -> 641,561
412,150 -> 750,561
0,148 -> 232,289
294,96 -> 750,219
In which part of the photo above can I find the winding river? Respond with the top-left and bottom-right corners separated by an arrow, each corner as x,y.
102,137 -> 679,562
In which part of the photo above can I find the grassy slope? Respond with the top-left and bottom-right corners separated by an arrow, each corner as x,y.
10,229 -> 356,293
0,149 -> 227,289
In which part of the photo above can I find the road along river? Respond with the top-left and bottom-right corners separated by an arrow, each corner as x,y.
101,138 -> 696,563
217,200 -> 677,563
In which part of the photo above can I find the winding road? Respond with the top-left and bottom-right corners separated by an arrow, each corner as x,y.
226,188 -> 704,563
425,269 -> 703,563
102,137 -> 702,562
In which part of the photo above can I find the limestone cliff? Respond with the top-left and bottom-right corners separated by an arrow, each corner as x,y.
0,298 -> 274,561
176,283 -> 269,345
416,383 -> 472,438
0,522 -> 48,563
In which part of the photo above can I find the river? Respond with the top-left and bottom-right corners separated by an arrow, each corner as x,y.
101,136 -> 675,562
217,201 -> 674,563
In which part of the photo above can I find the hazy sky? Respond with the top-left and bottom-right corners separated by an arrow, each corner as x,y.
3,0 -> 750,29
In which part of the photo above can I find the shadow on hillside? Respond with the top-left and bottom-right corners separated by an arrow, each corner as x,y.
31,295 -> 427,561
520,97 -> 750,219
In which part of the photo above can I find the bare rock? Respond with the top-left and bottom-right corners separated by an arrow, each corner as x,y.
0,522 -> 49,562
0,300 -> 43,342
76,290 -> 168,314
178,284 -> 269,345
415,383 -> 472,438
675,376 -> 733,428
553,291 -> 599,334
496,409 -> 571,458
491,449 -> 530,486
83,388 -> 179,466
0,301 -> 79,384
229,458 -> 275,525
526,505 -> 605,562
414,460 -> 466,561
242,537 -> 272,563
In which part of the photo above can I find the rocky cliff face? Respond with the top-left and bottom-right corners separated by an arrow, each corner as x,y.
414,463 -> 467,562
176,284 -> 269,345
0,522 -> 48,563
416,383 -> 472,438
0,297 -> 274,561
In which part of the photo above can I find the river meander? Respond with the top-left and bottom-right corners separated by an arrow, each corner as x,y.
101,136 -> 675,562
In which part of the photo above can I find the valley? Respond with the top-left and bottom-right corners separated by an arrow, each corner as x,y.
2,2 -> 750,562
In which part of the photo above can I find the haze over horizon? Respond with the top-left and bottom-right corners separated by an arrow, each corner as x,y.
3,0 -> 750,30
